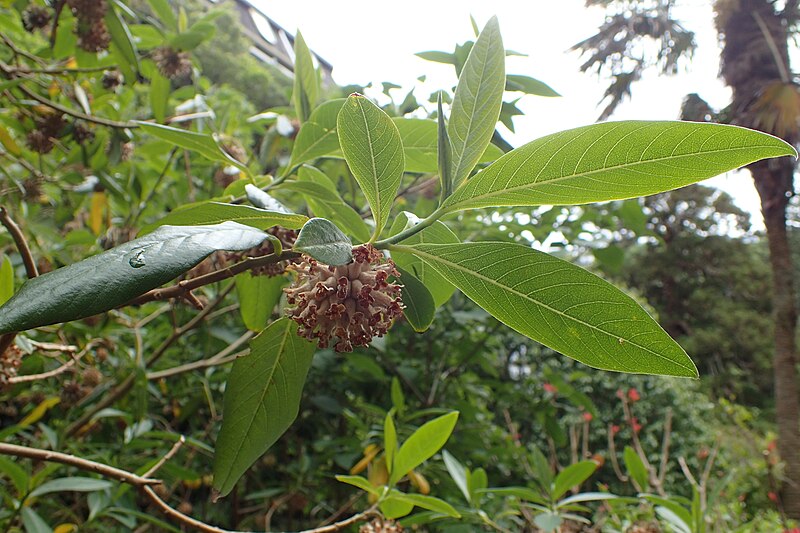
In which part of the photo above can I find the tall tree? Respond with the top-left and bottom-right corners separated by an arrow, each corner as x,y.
575,0 -> 800,516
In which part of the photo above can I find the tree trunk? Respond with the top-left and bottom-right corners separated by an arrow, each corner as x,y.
753,160 -> 800,518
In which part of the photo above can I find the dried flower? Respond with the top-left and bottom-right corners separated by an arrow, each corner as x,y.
101,69 -> 123,90
284,245 -> 403,352
359,518 -> 404,533
22,5 -> 51,31
72,121 -> 94,144
0,346 -> 23,391
77,20 -> 111,53
152,47 -> 192,79
227,226 -> 298,276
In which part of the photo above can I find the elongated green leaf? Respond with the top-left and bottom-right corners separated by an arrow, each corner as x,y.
147,0 -> 177,31
404,242 -> 698,377
384,413 -> 398,475
337,94 -> 405,238
437,93 -> 453,198
442,450 -> 470,503
380,495 -> 415,519
393,118 -> 503,174
396,267 -> 435,332
558,492 -> 618,506
0,255 -> 13,306
213,318 -> 316,497
415,50 -> 455,64
293,218 -> 353,265
448,16 -> 505,187
289,99 -> 346,168
443,121 -> 796,213
106,2 -> 140,73
389,212 -> 458,308
0,223 -> 269,334
140,202 -> 306,234
244,184 -> 291,213
335,475 -> 381,496
390,411 -> 458,485
137,122 -> 249,174
169,21 -> 216,50
389,491 -> 461,518
235,273 -> 286,332
292,31 -> 319,122
506,74 -> 560,97
21,507 -> 51,533
29,477 -> 112,498
641,494 -> 692,529
0,456 -> 28,495
150,70 -> 169,123
552,461 -> 597,500
479,487 -> 548,506
534,512 -> 562,533
624,446 -> 649,491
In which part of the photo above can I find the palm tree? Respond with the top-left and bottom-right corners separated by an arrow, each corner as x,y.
575,0 -> 800,517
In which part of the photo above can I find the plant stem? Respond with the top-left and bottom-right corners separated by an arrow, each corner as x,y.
373,207 -> 446,248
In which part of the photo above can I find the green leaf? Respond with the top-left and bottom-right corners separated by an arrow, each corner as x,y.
467,467 -> 488,504
552,461 -> 598,500
393,118 -> 503,174
147,0 -> 177,31
448,16 -> 505,187
437,93 -> 453,198
0,255 -> 13,306
403,242 -> 698,377
29,477 -> 112,498
137,122 -> 249,174
213,318 -> 316,497
396,267 -> 435,332
106,1 -> 140,74
623,446 -> 650,491
244,184 -> 290,213
0,456 -> 28,495
415,50 -> 455,64
235,274 -> 286,332
140,202 -> 306,234
389,491 -> 461,518
534,512 -> 562,533
389,212 -> 459,308
390,411 -> 458,485
558,492 -> 619,506
150,70 -> 170,123
442,121 -> 796,214
384,413 -> 398,475
0,223 -> 270,334
21,507 -> 51,533
479,487 -> 548,506
380,495 -> 415,519
442,450 -> 470,503
505,74 -> 560,97
335,475 -> 381,496
289,99 -> 346,168
641,494 -> 692,530
391,377 -> 405,413
292,31 -> 320,122
293,218 -> 353,265
337,94 -> 405,238
655,506 -> 692,533
169,21 -> 216,50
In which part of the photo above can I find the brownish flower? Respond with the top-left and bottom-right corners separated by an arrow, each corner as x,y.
101,69 -> 123,90
284,245 -> 403,353
152,47 -> 192,79
0,346 -> 23,391
359,518 -> 404,533
226,226 -> 298,276
22,5 -> 51,32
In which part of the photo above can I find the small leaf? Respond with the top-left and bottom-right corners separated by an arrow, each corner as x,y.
442,450 -> 470,503
623,446 -> 650,491
505,74 -> 560,97
390,377 -> 405,413
105,1 -> 140,73
89,191 -> 107,236
558,492 -> 619,506
150,70 -> 170,123
292,31 -> 320,122
551,460 -> 598,500
289,99 -> 346,168
442,121 -> 796,214
478,487 -> 548,506
380,495 -> 415,519
0,125 -> 21,156
169,21 -> 216,50
213,318 -> 316,497
29,477 -> 113,498
147,0 -> 177,31
21,507 -> 51,533
0,456 -> 28,495
0,255 -> 14,306
137,122 -> 249,174
140,202 -> 306,234
390,411 -> 458,485
389,491 -> 461,518
335,475 -> 381,496
18,397 -> 60,428
337,94 -> 405,238
293,218 -> 353,265
404,242 -> 699,377
415,50 -> 455,64
396,267 -> 435,332
384,413 -> 398,475
534,512 -> 562,533
244,184 -> 291,213
448,16 -> 505,187
467,467 -> 488,504
235,274 -> 286,332
0,223 -> 270,334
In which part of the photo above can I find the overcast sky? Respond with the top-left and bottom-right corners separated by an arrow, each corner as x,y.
254,0 -> 763,226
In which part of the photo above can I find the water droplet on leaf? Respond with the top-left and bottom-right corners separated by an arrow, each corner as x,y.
129,250 -> 146,268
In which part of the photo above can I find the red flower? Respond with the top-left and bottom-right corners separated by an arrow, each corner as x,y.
768,491 -> 779,503
627,388 -> 641,402
582,412 -> 594,422
611,424 -> 621,435
543,383 -> 557,394
631,417 -> 643,434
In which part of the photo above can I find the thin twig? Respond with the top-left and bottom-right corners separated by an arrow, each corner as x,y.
658,408 -> 673,487
147,330 -> 253,380
27,340 -> 79,352
0,443 -> 161,486
678,456 -> 699,489
143,435 -> 186,479
9,348 -> 84,384
607,425 -> 628,483
0,206 -> 38,278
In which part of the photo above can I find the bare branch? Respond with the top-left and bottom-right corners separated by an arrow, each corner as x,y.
143,435 -> 186,479
0,206 -> 38,279
147,331 -> 253,380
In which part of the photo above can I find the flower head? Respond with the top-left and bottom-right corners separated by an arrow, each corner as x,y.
284,245 -> 403,352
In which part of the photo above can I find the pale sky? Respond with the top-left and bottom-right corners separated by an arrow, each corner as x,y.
254,0 -> 763,227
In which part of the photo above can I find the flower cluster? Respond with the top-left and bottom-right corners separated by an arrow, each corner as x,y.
152,47 -> 193,79
26,112 -> 65,154
22,5 -> 51,32
284,245 -> 403,353
0,346 -> 23,392
359,518 -> 403,533
67,0 -> 111,52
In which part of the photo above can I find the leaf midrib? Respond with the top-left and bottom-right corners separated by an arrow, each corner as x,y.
410,245 -> 696,375
357,98 -> 382,230
444,142 -> 785,212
